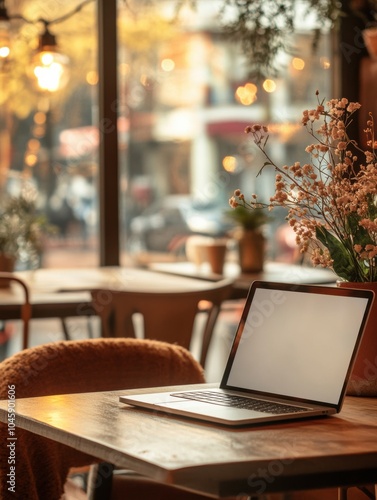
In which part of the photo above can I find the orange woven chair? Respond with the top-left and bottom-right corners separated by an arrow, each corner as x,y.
0,338 -> 207,500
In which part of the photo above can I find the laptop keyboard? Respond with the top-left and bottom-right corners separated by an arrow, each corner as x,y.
171,391 -> 309,414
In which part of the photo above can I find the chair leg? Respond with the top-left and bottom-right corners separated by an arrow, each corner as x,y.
61,318 -> 71,340
338,487 -> 348,500
87,316 -> 94,338
86,462 -> 114,500
358,485 -> 377,499
338,485 -> 377,500
60,317 -> 95,341
199,305 -> 221,367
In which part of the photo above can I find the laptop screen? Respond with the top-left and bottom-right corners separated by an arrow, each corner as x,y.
222,282 -> 373,406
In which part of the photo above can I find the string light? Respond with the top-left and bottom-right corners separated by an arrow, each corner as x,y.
0,0 -> 94,91
30,23 -> 70,92
0,0 -> 10,61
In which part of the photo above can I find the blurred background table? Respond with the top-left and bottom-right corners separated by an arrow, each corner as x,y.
0,266 -> 235,320
149,261 -> 337,298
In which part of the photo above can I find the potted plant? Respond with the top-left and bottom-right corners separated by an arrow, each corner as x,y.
229,92 -> 377,395
0,192 -> 55,281
225,205 -> 271,273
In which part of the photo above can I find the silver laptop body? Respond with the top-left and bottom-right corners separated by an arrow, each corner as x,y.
120,281 -> 374,426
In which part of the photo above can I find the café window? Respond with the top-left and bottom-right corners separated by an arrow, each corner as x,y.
0,0 -> 332,269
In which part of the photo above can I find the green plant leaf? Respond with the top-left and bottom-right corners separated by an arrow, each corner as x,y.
225,206 -> 272,230
347,213 -> 373,248
316,226 -> 358,281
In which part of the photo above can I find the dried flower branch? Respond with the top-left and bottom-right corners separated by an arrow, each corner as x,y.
229,92 -> 377,282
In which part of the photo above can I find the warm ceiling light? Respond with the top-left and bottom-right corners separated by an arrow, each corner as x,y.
320,57 -> 331,70
161,58 -> 175,72
235,82 -> 257,106
30,24 -> 69,92
263,79 -> 277,93
24,152 -> 38,167
0,26 -> 10,59
222,155 -> 237,173
0,0 -> 10,60
292,57 -> 305,70
34,111 -> 46,125
86,70 -> 98,86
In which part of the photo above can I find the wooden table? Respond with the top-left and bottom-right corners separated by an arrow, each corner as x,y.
149,261 -> 337,298
0,267 -> 236,346
0,266 -> 235,321
0,263 -> 336,321
1,383 -> 376,497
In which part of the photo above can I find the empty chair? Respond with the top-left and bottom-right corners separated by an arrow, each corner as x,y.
0,272 -> 31,350
0,337 -> 206,500
91,278 -> 234,367
0,272 -> 73,351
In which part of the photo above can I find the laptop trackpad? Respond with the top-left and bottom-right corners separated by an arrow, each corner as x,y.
154,400 -> 268,421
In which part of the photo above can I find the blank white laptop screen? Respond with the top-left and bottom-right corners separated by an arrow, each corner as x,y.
120,281 -> 374,426
225,287 -> 370,404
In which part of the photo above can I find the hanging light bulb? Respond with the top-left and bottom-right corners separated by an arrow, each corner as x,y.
30,23 -> 69,92
0,24 -> 10,59
0,0 -> 11,60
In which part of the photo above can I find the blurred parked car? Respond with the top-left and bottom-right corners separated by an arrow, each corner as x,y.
127,195 -> 233,254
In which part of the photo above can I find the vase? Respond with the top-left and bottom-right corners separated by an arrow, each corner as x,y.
337,280 -> 377,397
363,27 -> 377,59
205,239 -> 228,275
0,254 -> 15,288
237,230 -> 265,273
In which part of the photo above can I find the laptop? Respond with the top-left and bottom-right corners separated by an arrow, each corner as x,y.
120,281 -> 374,426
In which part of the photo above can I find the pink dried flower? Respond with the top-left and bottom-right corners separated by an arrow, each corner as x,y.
230,93 -> 377,282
